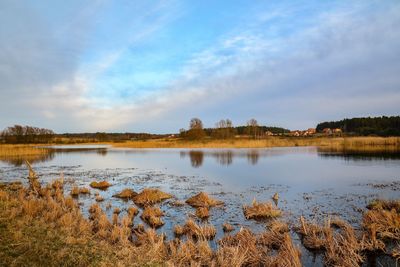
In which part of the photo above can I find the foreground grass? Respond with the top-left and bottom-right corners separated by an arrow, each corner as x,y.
1,170 -> 400,266
111,136 -> 400,151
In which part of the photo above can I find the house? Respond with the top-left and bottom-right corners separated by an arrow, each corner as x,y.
290,130 -> 300,137
307,128 -> 316,134
322,128 -> 332,135
265,131 -> 274,136
333,128 -> 342,134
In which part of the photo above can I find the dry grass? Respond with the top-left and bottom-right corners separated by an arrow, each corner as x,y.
186,192 -> 224,208
195,207 -> 210,219
183,219 -> 216,240
243,199 -> 282,219
89,181 -> 111,189
140,206 -> 164,228
70,186 -> 90,196
0,144 -> 50,157
222,222 -> 234,232
112,188 -> 137,199
127,206 -> 139,218
363,206 -> 400,241
133,188 -> 172,206
296,217 -> 364,266
110,136 -> 400,151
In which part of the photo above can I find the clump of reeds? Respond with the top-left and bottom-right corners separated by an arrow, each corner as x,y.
222,222 -> 234,232
186,192 -> 224,208
133,188 -> 172,206
183,219 -> 216,240
140,206 -> 164,228
90,181 -> 111,189
127,206 -> 139,218
362,203 -> 400,243
195,207 -> 210,219
174,225 -> 185,236
296,216 -> 364,266
70,186 -> 90,196
392,244 -> 400,261
367,198 -> 400,212
243,199 -> 282,219
112,188 -> 137,199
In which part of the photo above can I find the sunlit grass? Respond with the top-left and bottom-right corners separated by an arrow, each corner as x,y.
110,136 -> 400,151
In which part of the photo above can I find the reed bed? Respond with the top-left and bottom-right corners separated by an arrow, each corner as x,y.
243,199 -> 282,219
0,144 -> 50,157
110,136 -> 400,150
1,168 -> 400,266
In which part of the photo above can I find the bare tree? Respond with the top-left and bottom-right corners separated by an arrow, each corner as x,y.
186,118 -> 206,140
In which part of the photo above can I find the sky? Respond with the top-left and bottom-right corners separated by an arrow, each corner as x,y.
0,0 -> 399,133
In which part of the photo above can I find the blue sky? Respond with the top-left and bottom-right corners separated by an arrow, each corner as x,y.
0,0 -> 399,133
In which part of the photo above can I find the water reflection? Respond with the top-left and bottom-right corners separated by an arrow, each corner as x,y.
0,151 -> 55,167
188,151 -> 204,168
247,150 -> 259,165
317,147 -> 400,161
214,151 -> 233,166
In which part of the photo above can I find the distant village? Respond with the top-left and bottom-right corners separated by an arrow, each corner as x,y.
266,127 -> 342,137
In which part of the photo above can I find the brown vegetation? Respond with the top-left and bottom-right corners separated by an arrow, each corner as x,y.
133,188 -> 172,206
222,222 -> 234,232
140,206 -> 164,228
112,188 -> 137,199
89,181 -> 111,189
195,207 -> 210,219
70,186 -> 90,196
186,192 -> 224,208
1,166 -> 399,266
110,136 -> 400,151
243,199 -> 282,219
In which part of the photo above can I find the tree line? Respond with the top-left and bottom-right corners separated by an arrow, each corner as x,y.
1,125 -> 55,143
316,116 -> 400,136
180,118 -> 289,140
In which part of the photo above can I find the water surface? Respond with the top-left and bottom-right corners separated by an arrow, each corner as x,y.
1,146 -> 399,266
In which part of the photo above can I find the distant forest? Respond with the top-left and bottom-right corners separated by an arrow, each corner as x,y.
316,116 -> 400,136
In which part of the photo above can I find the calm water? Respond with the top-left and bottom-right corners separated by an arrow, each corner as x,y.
1,146 -> 399,266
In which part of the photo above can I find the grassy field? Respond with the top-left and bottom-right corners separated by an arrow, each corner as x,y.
111,136 -> 400,151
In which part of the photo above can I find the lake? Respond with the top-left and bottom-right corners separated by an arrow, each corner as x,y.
1,145 -> 399,266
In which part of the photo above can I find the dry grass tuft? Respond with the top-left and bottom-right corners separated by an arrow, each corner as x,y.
367,199 -> 400,213
243,199 -> 282,219
195,207 -> 210,219
222,222 -> 234,232
140,206 -> 164,228
296,217 -> 364,266
133,188 -> 172,206
112,188 -> 137,199
70,186 -> 90,196
113,207 -> 121,214
174,225 -> 185,236
95,195 -> 104,202
392,244 -> 400,261
183,219 -> 216,240
89,181 -> 111,189
79,187 -> 90,194
127,206 -> 139,218
186,192 -> 224,208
